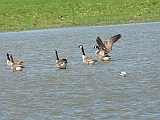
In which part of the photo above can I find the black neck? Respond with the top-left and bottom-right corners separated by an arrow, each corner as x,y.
55,51 -> 59,60
10,55 -> 14,63
7,53 -> 10,60
81,46 -> 85,56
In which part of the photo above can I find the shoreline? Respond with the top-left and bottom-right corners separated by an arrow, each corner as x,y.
0,21 -> 159,33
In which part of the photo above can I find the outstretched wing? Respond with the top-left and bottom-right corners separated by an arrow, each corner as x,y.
104,34 -> 122,53
96,36 -> 108,52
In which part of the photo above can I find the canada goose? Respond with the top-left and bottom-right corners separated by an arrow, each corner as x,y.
93,45 -> 111,61
96,34 -> 122,53
10,54 -> 25,71
79,45 -> 98,65
54,50 -> 67,69
6,53 -> 23,66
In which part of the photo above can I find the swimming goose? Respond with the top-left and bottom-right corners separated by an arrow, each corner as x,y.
119,71 -> 127,76
96,34 -> 122,53
79,45 -> 98,65
93,45 -> 111,61
10,54 -> 25,71
6,53 -> 23,66
54,50 -> 67,69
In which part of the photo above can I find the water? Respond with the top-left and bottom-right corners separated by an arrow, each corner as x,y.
0,22 -> 160,119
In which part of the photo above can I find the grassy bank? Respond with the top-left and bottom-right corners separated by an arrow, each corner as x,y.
0,0 -> 159,32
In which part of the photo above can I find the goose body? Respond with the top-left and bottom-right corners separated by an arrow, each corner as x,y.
11,63 -> 25,71
54,50 -> 67,69
93,45 -> 111,61
10,54 -> 25,71
79,45 -> 97,65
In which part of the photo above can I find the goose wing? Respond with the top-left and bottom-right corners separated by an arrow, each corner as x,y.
12,63 -> 24,67
96,36 -> 108,53
14,60 -> 24,64
104,34 -> 122,53
56,59 -> 67,67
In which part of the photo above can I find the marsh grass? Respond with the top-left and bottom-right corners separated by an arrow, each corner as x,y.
0,0 -> 159,32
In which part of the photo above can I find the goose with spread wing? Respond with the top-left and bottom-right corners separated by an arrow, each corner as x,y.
95,34 -> 122,60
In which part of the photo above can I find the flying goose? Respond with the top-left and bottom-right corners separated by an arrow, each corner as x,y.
54,50 -> 67,69
6,53 -> 23,66
93,45 -> 111,61
79,45 -> 98,65
96,34 -> 122,53
10,54 -> 25,71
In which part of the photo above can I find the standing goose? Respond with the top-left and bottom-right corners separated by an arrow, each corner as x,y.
93,45 -> 111,61
54,50 -> 67,69
6,53 -> 23,66
10,54 -> 25,71
79,45 -> 97,65
96,34 -> 122,53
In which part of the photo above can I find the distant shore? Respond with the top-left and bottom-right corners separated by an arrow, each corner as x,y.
0,0 -> 159,32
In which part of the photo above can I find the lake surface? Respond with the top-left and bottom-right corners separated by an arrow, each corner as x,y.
0,22 -> 160,119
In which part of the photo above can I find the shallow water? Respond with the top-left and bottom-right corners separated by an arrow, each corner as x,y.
0,22 -> 160,119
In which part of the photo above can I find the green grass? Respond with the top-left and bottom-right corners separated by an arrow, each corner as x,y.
0,0 -> 159,32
